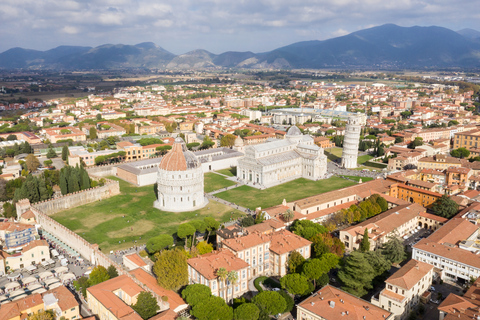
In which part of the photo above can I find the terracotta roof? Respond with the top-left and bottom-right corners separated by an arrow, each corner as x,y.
22,240 -> 49,253
385,259 -> 434,290
222,232 -> 270,252
187,249 -> 249,279
43,286 -> 78,312
124,253 -> 147,267
21,210 -> 35,220
269,230 -> 312,255
129,268 -> 187,313
87,275 -> 143,320
298,285 -> 392,320
158,138 -> 200,171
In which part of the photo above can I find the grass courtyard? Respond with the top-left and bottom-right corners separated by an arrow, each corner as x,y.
216,167 -> 236,177
204,172 -> 236,193
215,176 -> 357,210
51,177 -> 244,252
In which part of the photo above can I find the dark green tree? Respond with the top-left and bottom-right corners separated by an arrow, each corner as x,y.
241,216 -> 255,227
252,291 -> 287,316
204,217 -> 220,241
88,265 -> 110,286
381,235 -> 407,264
360,228 -> 370,252
146,235 -> 174,254
338,251 -> 375,296
450,147 -> 470,159
432,195 -> 459,218
107,265 -> 118,279
280,273 -> 310,295
234,303 -> 260,320
46,147 -> 57,159
191,296 -> 233,320
278,291 -> 294,313
287,250 -> 305,273
290,219 -> 328,240
182,284 -> 212,307
364,251 -> 390,277
132,292 -> 160,320
61,145 -> 69,161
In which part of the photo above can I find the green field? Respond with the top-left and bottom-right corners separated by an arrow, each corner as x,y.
51,177 -> 244,252
324,147 -> 343,162
215,176 -> 356,210
216,167 -> 236,177
204,172 -> 236,193
339,175 -> 374,182
357,154 -> 374,164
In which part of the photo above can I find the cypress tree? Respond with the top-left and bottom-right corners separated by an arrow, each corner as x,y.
360,228 -> 370,252
59,171 -> 68,195
81,169 -> 90,190
62,145 -> 69,161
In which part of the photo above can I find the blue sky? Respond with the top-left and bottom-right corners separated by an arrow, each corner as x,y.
1,0 -> 479,54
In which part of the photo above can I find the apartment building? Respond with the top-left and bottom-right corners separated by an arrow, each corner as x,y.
340,204 -> 445,251
297,285 -> 393,320
453,129 -> 480,150
187,249 -> 249,301
412,213 -> 480,281
220,230 -> 311,277
372,260 -> 434,320
389,183 -> 442,207
417,155 -> 462,170
0,221 -> 37,249
43,127 -> 86,143
1,240 -> 50,272
0,286 -> 79,320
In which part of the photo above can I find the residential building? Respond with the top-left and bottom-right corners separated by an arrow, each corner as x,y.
43,127 -> 86,143
0,221 -> 37,249
453,129 -> 480,150
187,249 -> 249,301
297,285 -> 393,320
2,240 -> 50,272
417,155 -> 462,171
388,183 -> 442,207
372,260 -> 434,320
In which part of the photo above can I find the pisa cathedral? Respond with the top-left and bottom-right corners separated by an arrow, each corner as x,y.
236,126 -> 328,189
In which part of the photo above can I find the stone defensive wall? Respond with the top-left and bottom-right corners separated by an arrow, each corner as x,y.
29,178 -> 120,216
16,200 -> 170,310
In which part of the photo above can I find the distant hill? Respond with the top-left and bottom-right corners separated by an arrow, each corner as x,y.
1,24 -> 480,70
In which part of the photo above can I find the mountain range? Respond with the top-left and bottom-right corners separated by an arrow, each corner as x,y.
1,24 -> 480,70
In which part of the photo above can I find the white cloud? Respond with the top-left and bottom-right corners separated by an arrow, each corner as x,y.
62,26 -> 80,34
331,28 -> 349,37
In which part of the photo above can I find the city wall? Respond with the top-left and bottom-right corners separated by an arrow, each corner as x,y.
30,179 -> 120,216
86,163 -> 118,177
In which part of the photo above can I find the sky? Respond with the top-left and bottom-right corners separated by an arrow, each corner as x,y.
1,0 -> 480,55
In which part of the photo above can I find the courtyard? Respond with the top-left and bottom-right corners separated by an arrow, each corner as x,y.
215,176 -> 357,210
51,177 -> 244,252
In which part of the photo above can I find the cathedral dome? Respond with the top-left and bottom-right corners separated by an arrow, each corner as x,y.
286,126 -> 301,136
159,137 -> 201,171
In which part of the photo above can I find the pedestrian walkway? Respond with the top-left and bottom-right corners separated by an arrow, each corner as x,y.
209,183 -> 242,195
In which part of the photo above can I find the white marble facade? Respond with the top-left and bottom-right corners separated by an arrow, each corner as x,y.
237,126 -> 327,189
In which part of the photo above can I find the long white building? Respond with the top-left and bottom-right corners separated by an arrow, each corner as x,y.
236,126 -> 327,189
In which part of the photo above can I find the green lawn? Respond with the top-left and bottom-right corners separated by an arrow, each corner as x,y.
339,175 -> 374,182
51,177 -> 244,252
357,154 -> 374,164
216,167 -> 236,177
324,147 -> 343,162
204,172 -> 236,193
215,177 -> 356,210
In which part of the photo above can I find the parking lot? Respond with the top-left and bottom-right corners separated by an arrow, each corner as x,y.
421,279 -> 465,320
403,228 -> 432,250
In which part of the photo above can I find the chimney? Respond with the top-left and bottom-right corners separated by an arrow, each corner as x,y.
329,301 -> 335,308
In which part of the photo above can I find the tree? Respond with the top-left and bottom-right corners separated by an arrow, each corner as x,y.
381,235 -> 407,264
177,223 -> 196,247
46,147 -> 57,159
407,137 -> 423,149
337,251 -> 375,296
287,250 -> 305,273
216,267 -> 228,299
278,290 -> 294,313
432,195 -> 459,218
290,219 -> 328,240
364,251 -> 391,278
227,270 -> 239,303
132,292 -> 160,320
360,228 -> 370,252
282,209 -> 295,224
280,273 -> 310,296
146,234 -> 174,254
450,147 -> 470,159
234,303 -> 260,320
311,233 -> 345,258
7,134 -> 17,141
88,265 -> 110,286
89,127 -> 98,139
302,254 -> 339,288
241,215 -> 255,227
182,284 -> 212,307
62,145 -> 69,161
255,211 -> 266,224
191,296 -> 233,320
201,136 -> 215,150
204,216 -> 220,241
73,276 -> 89,296
43,159 -> 53,167
107,265 -> 118,279
96,113 -> 102,120
25,154 -> 40,172
220,134 -> 237,147
27,310 -> 54,320
197,241 -> 213,255
252,291 -> 287,316
153,248 -> 188,291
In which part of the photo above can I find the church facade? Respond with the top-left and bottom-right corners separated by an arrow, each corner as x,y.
236,126 -> 328,189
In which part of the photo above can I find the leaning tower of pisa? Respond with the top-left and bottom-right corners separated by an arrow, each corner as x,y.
341,115 -> 361,169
